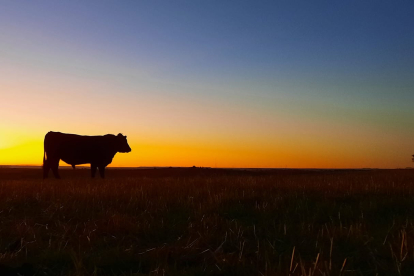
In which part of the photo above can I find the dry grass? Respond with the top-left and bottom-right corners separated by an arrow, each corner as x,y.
0,168 -> 413,275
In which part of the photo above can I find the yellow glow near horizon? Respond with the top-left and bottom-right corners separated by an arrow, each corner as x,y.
0,126 -> 411,168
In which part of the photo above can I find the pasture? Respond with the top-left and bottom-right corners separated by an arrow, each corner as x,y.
0,167 -> 413,275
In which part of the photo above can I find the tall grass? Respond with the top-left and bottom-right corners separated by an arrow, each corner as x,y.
0,168 -> 413,275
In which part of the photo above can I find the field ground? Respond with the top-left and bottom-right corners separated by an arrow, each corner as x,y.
0,167 -> 414,275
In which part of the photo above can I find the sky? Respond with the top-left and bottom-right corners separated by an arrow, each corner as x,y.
0,1 -> 413,168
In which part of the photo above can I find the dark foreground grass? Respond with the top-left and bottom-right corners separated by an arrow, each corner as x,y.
0,168 -> 414,275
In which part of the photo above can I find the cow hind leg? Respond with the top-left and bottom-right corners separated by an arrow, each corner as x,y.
91,164 -> 97,178
43,159 -> 50,179
98,166 -> 105,179
49,158 -> 60,179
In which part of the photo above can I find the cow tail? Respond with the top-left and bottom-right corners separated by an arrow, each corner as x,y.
43,139 -> 47,168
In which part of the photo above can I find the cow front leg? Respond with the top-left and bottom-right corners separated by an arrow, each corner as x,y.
98,166 -> 105,178
91,164 -> 97,178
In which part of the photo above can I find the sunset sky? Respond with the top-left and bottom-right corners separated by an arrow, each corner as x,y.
1,1 -> 413,168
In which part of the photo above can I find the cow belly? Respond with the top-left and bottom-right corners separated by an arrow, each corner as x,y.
59,150 -> 94,165
61,157 -> 91,166
60,154 -> 113,166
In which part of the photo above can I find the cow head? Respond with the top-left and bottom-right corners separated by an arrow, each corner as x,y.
116,133 -> 132,153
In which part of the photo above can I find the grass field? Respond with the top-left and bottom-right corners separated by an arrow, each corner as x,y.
0,167 -> 414,275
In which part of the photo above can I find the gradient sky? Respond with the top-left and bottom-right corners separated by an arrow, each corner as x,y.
1,1 -> 413,168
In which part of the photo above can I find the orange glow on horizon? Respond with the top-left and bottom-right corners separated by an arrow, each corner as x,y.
0,131 -> 410,169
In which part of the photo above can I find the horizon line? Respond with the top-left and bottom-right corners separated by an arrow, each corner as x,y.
0,165 -> 412,170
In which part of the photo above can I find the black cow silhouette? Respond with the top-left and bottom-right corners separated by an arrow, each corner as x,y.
43,131 -> 131,179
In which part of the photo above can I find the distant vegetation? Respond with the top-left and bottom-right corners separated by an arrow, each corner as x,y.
0,168 -> 414,275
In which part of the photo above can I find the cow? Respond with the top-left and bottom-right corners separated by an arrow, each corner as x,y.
43,131 -> 131,179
